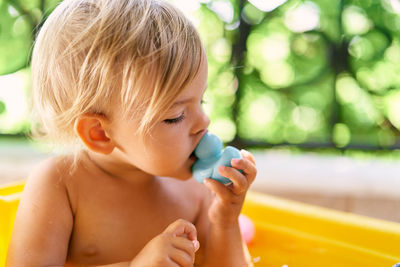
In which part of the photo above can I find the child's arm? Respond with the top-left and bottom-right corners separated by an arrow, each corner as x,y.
197,150 -> 257,267
6,159 -> 74,266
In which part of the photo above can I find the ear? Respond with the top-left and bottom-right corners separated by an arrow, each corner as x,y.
74,113 -> 115,154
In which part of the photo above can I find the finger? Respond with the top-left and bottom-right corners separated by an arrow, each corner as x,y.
240,149 -> 256,166
172,236 -> 198,260
165,257 -> 181,267
204,178 -> 235,203
230,158 -> 257,184
169,246 -> 195,267
218,166 -> 248,195
164,219 -> 198,242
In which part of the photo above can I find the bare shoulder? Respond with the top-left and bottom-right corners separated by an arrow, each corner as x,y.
183,178 -> 209,198
27,155 -> 72,186
161,177 -> 212,222
185,178 -> 213,211
167,178 -> 210,205
21,155 -> 77,206
18,156 -> 71,210
6,156 -> 74,266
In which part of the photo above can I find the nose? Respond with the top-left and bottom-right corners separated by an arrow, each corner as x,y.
192,109 -> 210,135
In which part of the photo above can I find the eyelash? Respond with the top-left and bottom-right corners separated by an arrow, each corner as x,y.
163,113 -> 185,124
163,99 -> 206,125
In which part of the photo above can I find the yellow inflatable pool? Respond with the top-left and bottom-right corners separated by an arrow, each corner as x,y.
1,181 -> 400,267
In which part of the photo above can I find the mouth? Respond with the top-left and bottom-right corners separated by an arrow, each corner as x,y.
189,129 -> 207,162
189,150 -> 197,161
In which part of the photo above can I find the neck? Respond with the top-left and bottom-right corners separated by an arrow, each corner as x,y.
81,150 -> 156,187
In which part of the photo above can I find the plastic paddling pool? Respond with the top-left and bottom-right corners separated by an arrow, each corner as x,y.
1,181 -> 400,267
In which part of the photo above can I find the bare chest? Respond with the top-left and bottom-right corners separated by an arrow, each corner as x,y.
65,179 -> 200,265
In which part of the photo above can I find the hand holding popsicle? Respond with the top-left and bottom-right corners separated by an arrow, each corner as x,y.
191,132 -> 257,267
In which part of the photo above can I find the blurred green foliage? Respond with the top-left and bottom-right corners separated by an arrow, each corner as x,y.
197,0 -> 400,150
0,100 -> 5,114
0,0 -> 400,151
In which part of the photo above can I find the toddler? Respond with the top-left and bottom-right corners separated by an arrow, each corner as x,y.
6,0 -> 257,266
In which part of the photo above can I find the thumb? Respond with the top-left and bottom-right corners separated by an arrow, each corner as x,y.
164,219 -> 198,242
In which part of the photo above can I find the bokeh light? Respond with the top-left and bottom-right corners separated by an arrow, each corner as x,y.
1,0 -> 400,153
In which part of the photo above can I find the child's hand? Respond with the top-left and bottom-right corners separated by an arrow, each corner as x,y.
130,219 -> 200,267
203,149 -> 257,225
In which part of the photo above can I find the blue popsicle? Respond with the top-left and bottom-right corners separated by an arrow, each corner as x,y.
192,132 -> 242,184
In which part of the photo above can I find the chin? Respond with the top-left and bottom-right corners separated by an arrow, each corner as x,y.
164,159 -> 197,181
175,172 -> 193,181
170,167 -> 194,181
171,158 -> 196,180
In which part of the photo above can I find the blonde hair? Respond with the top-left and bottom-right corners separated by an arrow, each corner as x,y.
31,0 -> 204,149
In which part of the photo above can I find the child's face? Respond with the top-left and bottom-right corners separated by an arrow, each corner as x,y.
112,58 -> 210,180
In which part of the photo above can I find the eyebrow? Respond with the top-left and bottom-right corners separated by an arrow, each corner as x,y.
172,99 -> 192,107
171,83 -> 208,108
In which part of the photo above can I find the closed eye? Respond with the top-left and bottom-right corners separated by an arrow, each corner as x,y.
163,113 -> 185,124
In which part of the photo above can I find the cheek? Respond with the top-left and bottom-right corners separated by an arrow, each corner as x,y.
155,123 -> 190,145
153,138 -> 190,167
142,123 -> 191,159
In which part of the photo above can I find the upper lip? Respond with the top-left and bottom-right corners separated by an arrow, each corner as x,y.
190,129 -> 208,157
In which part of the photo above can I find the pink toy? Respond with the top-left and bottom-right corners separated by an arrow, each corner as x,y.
239,214 -> 255,245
